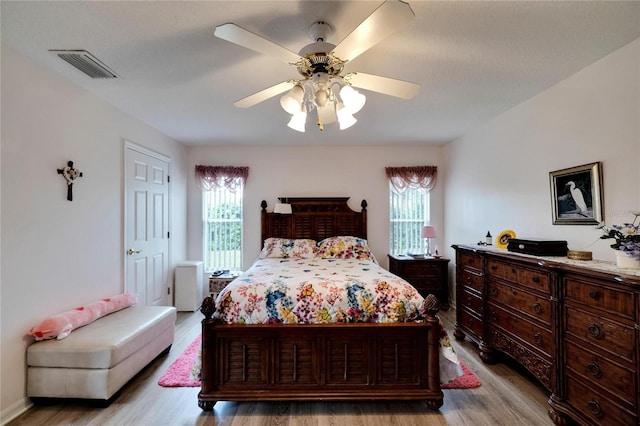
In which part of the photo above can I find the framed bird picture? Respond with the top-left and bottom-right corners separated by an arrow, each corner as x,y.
549,161 -> 603,225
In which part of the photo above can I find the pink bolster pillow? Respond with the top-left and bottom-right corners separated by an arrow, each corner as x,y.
28,293 -> 137,341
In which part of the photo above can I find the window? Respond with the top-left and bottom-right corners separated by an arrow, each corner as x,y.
203,186 -> 243,272
389,187 -> 430,255
385,165 -> 437,256
195,165 -> 248,273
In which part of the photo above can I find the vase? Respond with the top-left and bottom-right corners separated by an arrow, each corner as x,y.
615,251 -> 640,269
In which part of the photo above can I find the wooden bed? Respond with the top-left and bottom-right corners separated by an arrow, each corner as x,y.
198,197 -> 443,411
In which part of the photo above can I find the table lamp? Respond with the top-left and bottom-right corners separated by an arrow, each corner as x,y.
421,225 -> 436,257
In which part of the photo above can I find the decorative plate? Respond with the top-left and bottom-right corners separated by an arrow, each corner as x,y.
496,230 -> 516,248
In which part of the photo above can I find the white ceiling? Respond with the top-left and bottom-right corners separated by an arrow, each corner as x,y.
2,1 -> 639,146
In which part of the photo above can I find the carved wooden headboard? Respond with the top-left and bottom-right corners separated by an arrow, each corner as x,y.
260,197 -> 367,246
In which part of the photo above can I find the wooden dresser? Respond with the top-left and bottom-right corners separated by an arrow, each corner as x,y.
452,244 -> 640,426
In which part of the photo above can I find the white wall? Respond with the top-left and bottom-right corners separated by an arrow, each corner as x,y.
186,145 -> 447,270
0,45 -> 188,422
443,39 -> 640,269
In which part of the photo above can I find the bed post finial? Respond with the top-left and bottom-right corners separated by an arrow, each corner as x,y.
361,200 -> 367,211
261,200 -> 267,212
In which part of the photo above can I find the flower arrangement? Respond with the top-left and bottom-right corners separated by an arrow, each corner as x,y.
598,211 -> 640,261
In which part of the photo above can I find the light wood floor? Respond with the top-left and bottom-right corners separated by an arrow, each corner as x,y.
9,308 -> 554,426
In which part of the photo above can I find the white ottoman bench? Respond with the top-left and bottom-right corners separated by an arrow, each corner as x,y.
27,305 -> 177,403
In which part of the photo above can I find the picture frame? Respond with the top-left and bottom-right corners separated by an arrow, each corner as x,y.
549,162 -> 603,225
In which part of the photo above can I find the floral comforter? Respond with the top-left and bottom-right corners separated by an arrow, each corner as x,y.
213,258 -> 428,324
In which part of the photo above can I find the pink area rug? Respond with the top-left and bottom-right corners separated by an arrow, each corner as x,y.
159,335 -> 481,389
158,335 -> 201,387
441,362 -> 481,389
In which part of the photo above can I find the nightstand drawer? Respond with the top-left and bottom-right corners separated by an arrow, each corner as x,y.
397,262 -> 444,278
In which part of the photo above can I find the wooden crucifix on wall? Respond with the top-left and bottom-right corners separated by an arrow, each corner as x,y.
57,160 -> 83,201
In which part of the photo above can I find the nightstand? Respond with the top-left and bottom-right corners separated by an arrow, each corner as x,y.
388,255 -> 451,311
208,272 -> 240,299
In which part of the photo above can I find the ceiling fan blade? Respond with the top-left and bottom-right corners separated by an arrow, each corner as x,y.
332,0 -> 414,62
347,72 -> 420,99
214,23 -> 302,64
233,81 -> 296,108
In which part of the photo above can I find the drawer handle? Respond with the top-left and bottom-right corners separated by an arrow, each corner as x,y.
587,361 -> 602,378
490,287 -> 498,296
531,276 -> 540,283
511,268 -> 516,274
587,400 -> 602,416
490,311 -> 497,321
588,324 -> 604,339
588,290 -> 599,299
491,265 -> 497,271
466,276 -> 472,284
533,332 -> 542,344
511,289 -> 518,296
532,303 -> 542,314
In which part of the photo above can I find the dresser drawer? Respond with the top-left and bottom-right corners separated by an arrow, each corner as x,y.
459,251 -> 482,271
565,341 -> 635,406
458,308 -> 483,339
488,281 -> 551,326
565,305 -> 635,362
565,277 -> 634,320
487,259 -> 518,281
566,374 -> 637,426
487,260 -> 550,293
489,303 -> 553,356
458,269 -> 483,294
461,289 -> 484,316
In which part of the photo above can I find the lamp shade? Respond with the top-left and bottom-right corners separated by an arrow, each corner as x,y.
421,225 -> 436,238
273,203 -> 292,214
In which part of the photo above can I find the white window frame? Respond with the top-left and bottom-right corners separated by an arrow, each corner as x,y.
203,185 -> 243,272
389,186 -> 430,255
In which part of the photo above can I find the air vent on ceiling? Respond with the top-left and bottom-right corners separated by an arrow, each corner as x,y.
49,49 -> 118,79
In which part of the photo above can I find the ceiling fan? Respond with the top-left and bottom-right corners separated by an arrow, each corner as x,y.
214,0 -> 420,132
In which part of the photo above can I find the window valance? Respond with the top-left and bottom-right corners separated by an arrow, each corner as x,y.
385,166 -> 437,193
195,165 -> 249,192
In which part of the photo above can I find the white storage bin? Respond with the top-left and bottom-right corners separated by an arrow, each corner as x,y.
175,261 -> 203,311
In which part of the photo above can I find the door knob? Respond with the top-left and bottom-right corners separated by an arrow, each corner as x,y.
127,249 -> 142,255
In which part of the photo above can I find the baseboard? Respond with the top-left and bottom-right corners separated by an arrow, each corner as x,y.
1,397 -> 32,425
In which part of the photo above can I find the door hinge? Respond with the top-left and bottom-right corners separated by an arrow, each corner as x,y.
167,175 -> 170,183
167,232 -> 170,238
167,287 -> 171,295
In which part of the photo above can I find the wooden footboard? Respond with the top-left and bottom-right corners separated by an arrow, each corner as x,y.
198,294 -> 443,411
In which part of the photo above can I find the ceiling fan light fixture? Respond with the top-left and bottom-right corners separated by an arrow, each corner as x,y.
280,85 -> 304,114
337,111 -> 357,130
287,110 -> 307,132
340,85 -> 366,114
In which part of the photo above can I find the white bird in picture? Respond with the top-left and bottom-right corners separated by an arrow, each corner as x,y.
564,181 -> 589,217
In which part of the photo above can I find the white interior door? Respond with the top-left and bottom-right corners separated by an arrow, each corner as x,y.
124,141 -> 170,306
